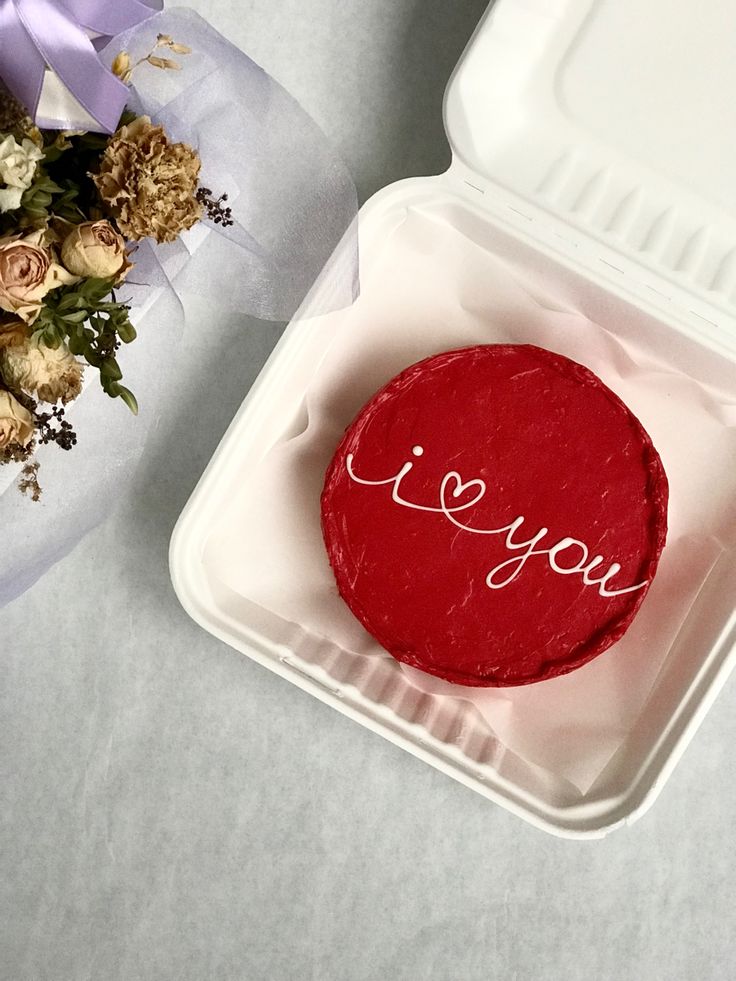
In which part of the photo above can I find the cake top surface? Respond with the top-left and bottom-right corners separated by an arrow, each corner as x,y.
321,344 -> 668,687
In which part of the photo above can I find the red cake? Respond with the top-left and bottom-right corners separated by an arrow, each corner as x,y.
321,345 -> 668,687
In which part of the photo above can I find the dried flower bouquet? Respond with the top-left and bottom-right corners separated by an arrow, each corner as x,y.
0,37 -> 212,497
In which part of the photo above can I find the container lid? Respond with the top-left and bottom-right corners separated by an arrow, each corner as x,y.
444,0 -> 736,354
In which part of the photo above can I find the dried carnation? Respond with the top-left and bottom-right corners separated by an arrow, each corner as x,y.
1,335 -> 83,405
91,115 -> 202,244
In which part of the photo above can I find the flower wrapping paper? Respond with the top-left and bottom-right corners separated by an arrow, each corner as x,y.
0,8 -> 358,608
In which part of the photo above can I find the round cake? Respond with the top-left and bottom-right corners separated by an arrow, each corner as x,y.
321,344 -> 668,687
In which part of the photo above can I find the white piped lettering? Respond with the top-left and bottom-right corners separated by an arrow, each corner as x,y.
345,451 -> 648,599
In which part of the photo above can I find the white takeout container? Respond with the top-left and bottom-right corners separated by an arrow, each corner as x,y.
170,0 -> 736,837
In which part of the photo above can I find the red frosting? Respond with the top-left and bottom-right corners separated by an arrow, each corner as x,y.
321,345 -> 668,687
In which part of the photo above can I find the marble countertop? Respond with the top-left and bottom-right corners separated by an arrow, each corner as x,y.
3,2 -> 736,979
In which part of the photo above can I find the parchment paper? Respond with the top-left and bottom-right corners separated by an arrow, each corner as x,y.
205,202 -> 736,793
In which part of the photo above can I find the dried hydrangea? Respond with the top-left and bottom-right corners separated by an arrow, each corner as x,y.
1,334 -> 83,405
91,115 -> 202,243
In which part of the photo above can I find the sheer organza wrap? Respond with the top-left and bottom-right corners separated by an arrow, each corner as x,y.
0,8 -> 359,608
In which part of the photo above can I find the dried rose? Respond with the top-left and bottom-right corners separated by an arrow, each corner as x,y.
91,115 -> 202,244
0,228 -> 78,324
1,335 -> 83,405
0,134 -> 44,213
61,220 -> 131,281
0,313 -> 30,350
0,389 -> 34,449
0,232 -> 51,322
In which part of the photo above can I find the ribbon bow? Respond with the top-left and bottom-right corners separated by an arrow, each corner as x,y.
0,0 -> 161,133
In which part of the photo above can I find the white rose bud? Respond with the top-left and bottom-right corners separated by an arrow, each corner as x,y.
1,335 -> 83,405
61,220 -> 130,280
0,389 -> 34,449
0,134 -> 44,213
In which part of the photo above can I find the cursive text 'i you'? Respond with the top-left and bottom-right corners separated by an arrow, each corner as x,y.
345,445 -> 648,598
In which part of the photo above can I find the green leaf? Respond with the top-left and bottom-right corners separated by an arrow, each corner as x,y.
61,310 -> 89,324
84,349 -> 102,368
40,179 -> 64,193
117,386 -> 139,416
67,331 -> 86,356
32,311 -> 51,331
100,357 -> 122,381
81,277 -> 116,302
57,293 -> 83,312
44,327 -> 62,349
117,321 -> 137,344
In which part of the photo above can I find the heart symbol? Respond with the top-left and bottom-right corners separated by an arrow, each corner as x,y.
440,471 -> 486,513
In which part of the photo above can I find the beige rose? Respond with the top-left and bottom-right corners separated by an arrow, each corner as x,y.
0,233 -> 50,322
1,335 -> 83,405
0,313 -> 30,350
61,220 -> 131,280
0,389 -> 34,449
0,229 -> 78,324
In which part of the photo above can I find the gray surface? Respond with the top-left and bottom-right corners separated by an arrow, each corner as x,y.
2,1 -> 736,979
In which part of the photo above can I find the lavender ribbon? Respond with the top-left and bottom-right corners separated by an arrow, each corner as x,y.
0,0 -> 161,132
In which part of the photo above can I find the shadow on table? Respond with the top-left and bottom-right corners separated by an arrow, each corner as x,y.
351,0 -> 493,201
